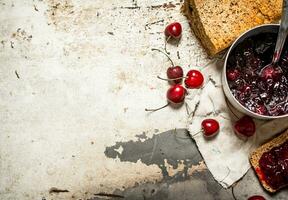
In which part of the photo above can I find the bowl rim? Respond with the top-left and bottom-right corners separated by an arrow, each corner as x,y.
223,23 -> 288,119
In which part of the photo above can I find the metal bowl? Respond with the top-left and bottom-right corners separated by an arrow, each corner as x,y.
222,24 -> 288,120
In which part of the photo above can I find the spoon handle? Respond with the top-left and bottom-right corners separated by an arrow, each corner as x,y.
272,0 -> 288,65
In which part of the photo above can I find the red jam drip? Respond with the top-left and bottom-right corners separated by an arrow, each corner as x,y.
227,33 -> 288,116
259,141 -> 288,190
255,167 -> 265,182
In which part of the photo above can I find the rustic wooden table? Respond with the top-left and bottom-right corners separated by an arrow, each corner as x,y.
0,1 -> 287,200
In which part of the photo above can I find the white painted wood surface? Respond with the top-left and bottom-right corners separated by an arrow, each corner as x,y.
0,0 -> 209,199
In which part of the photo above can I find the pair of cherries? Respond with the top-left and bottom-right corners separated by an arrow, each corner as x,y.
196,115 -> 255,138
196,115 -> 256,139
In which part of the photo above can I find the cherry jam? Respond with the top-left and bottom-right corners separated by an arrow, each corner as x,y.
259,141 -> 288,190
227,33 -> 288,116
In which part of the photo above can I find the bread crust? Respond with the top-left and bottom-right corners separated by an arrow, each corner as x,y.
183,0 -> 282,56
250,130 -> 288,193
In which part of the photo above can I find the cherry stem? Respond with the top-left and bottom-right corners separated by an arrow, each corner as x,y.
190,130 -> 202,138
145,103 -> 169,112
164,36 -> 171,55
151,48 -> 174,67
174,128 -> 192,140
157,76 -> 187,81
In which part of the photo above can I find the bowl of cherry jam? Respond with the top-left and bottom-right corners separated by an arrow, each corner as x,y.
223,24 -> 288,120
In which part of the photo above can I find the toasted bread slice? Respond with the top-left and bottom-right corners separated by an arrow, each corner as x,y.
183,0 -> 282,56
250,129 -> 288,193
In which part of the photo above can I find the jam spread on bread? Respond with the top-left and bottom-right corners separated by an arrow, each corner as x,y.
259,141 -> 288,190
227,33 -> 288,116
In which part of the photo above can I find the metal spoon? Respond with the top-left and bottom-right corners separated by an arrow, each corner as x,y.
260,0 -> 288,75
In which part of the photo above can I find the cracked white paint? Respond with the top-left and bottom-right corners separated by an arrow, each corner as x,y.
0,0 -> 208,199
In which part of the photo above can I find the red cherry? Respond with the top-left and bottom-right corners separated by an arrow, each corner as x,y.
185,70 -> 204,89
167,84 -> 186,104
255,105 -> 267,115
261,65 -> 274,81
167,66 -> 184,84
227,69 -> 240,81
272,66 -> 282,80
242,85 -> 251,94
145,84 -> 186,112
247,195 -> 266,200
234,115 -> 256,137
165,22 -> 182,39
201,119 -> 220,137
152,48 -> 184,84
261,65 -> 282,81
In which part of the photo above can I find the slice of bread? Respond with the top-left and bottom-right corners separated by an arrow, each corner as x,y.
250,129 -> 288,193
183,0 -> 282,56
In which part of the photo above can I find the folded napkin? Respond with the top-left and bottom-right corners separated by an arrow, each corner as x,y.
186,59 -> 288,188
